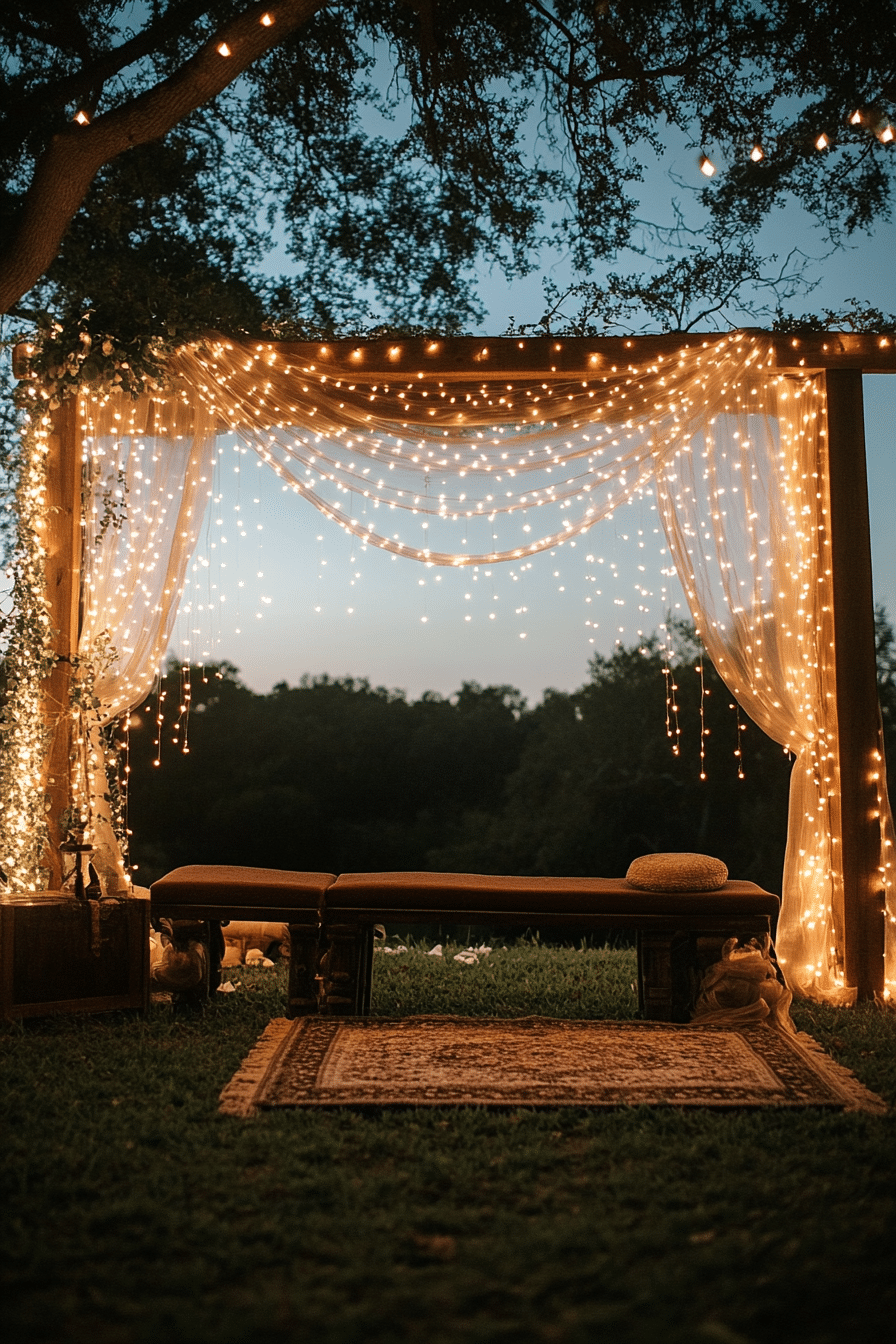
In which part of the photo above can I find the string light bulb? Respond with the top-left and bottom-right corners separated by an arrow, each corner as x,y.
815,132 -> 830,150
696,661 -> 709,780
699,154 -> 716,177
74,110 -> 89,125
731,702 -> 746,779
217,41 -> 231,56
260,11 -> 274,24
878,124 -> 895,144
849,109 -> 863,126
750,144 -> 764,162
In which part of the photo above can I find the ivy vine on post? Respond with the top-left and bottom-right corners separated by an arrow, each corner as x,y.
0,413 -> 56,892
0,329 -> 147,894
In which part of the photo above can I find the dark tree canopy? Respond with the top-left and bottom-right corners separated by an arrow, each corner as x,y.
2,1 -> 895,347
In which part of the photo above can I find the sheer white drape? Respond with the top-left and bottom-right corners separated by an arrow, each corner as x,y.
76,333 -> 894,997
79,394 -> 219,719
653,372 -> 869,1000
76,393 -> 218,892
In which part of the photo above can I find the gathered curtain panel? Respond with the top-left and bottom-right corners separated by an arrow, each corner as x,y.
77,332 -> 895,1000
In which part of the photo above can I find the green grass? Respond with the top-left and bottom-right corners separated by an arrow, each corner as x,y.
1,941 -> 894,1344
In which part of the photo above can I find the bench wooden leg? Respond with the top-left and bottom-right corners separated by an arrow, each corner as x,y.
318,923 -> 373,1015
287,923 -> 321,1017
637,930 -> 696,1022
357,925 -> 374,1014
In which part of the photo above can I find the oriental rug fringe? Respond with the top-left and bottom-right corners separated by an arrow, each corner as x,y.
219,1016 -> 886,1117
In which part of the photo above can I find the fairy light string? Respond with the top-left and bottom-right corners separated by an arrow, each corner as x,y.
697,656 -> 709,781
732,699 -> 746,778
663,660 -> 681,757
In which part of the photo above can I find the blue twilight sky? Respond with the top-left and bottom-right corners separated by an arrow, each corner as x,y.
168,138 -> 896,704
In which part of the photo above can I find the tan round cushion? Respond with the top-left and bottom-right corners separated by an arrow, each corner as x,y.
625,852 -> 728,892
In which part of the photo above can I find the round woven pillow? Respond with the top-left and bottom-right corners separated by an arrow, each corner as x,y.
625,852 -> 728,892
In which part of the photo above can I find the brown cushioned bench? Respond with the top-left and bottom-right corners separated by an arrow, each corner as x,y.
149,865 -> 780,1022
320,871 -> 781,1022
150,865 -> 336,1012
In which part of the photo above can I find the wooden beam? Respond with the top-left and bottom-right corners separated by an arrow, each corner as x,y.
255,330 -> 896,377
268,332 -> 748,378
825,370 -> 887,999
769,331 -> 896,372
41,397 -> 82,889
17,332 -> 896,382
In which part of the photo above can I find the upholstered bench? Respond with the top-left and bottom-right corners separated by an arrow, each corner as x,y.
320,871 -> 781,1021
150,865 -> 336,1013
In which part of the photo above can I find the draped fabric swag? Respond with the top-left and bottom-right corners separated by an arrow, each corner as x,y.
76,332 -> 895,1000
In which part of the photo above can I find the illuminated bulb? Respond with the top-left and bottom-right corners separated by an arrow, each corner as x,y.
699,154 -> 716,177
750,144 -> 764,162
849,109 -> 863,126
260,11 -> 274,25
878,125 -> 895,144
217,42 -> 231,56
815,132 -> 829,150
74,110 -> 90,124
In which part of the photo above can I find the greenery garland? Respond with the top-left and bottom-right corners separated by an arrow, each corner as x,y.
25,310 -> 179,408
0,413 -> 56,891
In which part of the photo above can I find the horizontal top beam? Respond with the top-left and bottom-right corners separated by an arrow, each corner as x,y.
256,330 -> 896,377
12,331 -> 896,383
764,330 -> 896,372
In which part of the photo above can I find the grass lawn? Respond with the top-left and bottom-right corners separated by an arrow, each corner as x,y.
1,940 -> 894,1344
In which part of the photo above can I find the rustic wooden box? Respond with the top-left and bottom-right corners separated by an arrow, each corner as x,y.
0,893 -> 149,1019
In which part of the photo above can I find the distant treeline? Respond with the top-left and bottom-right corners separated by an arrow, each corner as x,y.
126,613 -> 896,896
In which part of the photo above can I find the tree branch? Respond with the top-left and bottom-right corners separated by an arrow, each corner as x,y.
17,0 -> 94,62
0,0 -> 327,316
10,0 -> 215,121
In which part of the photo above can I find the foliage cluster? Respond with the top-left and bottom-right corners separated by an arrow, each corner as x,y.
1,948 -> 894,1344
2,1 -> 895,353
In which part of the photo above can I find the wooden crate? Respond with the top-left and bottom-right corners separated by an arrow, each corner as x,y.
0,893 -> 149,1019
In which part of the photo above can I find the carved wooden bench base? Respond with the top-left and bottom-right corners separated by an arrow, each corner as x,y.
150,866 -> 336,1016
287,922 -> 324,1015
320,873 -> 782,1023
316,919 -> 779,1023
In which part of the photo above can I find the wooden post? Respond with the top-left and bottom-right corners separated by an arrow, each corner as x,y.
824,369 -> 886,999
41,396 -> 82,889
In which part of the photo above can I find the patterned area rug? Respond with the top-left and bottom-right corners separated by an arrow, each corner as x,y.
220,1016 -> 886,1116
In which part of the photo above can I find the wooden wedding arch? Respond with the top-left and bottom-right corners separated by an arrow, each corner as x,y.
36,329 -> 896,999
